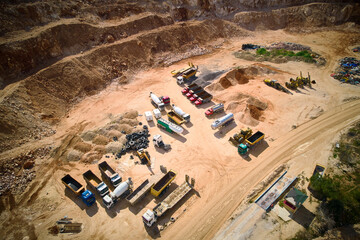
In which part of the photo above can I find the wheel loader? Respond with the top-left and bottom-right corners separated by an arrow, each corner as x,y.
228,128 -> 253,146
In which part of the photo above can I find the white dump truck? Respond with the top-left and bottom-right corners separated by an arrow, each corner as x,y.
98,161 -> 122,188
172,104 -> 190,123
103,178 -> 133,209
150,92 -> 165,111
83,170 -> 110,197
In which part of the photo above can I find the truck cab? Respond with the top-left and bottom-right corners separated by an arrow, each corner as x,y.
143,209 -> 156,227
81,190 -> 96,207
238,143 -> 248,155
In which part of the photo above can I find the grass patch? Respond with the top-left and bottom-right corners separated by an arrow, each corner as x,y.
255,48 -> 315,63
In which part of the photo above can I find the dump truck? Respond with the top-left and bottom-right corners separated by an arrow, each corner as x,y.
157,118 -> 184,134
126,174 -> 164,206
181,83 -> 199,94
228,128 -> 253,146
238,131 -> 265,155
103,178 -> 133,209
167,110 -> 185,125
211,113 -> 234,130
172,104 -> 190,122
153,134 -> 171,150
83,170 -> 110,197
151,170 -> 176,197
171,62 -> 195,77
150,92 -> 165,111
176,67 -> 198,84
98,161 -> 122,188
143,175 -> 195,227
195,92 -> 213,105
205,103 -> 224,117
61,174 -> 96,207
189,90 -> 207,102
186,87 -> 204,98
137,148 -> 151,165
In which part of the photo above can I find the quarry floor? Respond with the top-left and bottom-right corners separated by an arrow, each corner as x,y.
2,29 -> 360,240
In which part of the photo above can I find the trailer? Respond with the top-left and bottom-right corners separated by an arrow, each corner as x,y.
157,118 -> 184,134
61,174 -> 96,207
167,110 -> 185,125
211,113 -> 234,130
205,103 -> 224,117
143,175 -> 195,227
83,170 -> 110,197
195,92 -> 213,105
181,83 -> 200,94
189,90 -> 207,102
238,131 -> 265,155
98,161 -> 122,188
126,174 -> 164,206
151,170 -> 176,197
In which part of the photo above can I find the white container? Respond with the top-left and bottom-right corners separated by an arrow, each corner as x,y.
145,111 -> 153,121
153,109 -> 161,119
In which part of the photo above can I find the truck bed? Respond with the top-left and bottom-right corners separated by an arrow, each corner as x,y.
152,171 -> 176,191
246,131 -> 264,145
153,181 -> 192,217
61,175 -> 84,194
168,111 -> 184,123
126,174 -> 164,205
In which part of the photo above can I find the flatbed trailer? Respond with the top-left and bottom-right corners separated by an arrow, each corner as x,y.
154,180 -> 193,217
151,170 -> 176,197
126,174 -> 164,205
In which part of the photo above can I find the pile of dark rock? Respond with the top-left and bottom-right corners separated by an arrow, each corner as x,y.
115,125 -> 150,159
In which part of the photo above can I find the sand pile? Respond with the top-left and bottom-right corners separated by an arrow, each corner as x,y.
67,149 -> 83,162
81,151 -> 102,164
73,142 -> 93,153
92,135 -> 110,145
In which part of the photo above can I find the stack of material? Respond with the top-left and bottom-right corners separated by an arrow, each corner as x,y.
267,42 -> 311,51
331,57 -> 360,85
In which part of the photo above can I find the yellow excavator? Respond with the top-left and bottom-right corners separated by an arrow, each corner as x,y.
229,128 -> 253,146
137,149 -> 151,166
285,78 -> 298,90
264,79 -> 292,94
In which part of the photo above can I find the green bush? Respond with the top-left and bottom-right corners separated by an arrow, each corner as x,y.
256,48 -> 268,55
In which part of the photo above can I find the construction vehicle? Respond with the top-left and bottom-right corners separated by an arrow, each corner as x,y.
151,170 -> 176,197
167,110 -> 185,125
228,127 -> 253,146
195,92 -> 213,105
102,178 -> 133,209
181,83 -> 200,94
211,113 -> 234,130
137,148 -> 151,165
159,96 -> 170,105
186,87 -> 204,98
150,92 -> 165,111
143,175 -> 195,227
61,174 -> 96,207
285,78 -> 298,90
171,62 -> 195,77
174,63 -> 198,85
98,161 -> 122,188
153,134 -> 171,150
126,174 -> 165,206
238,131 -> 265,155
296,72 -> 313,88
189,90 -> 207,102
83,170 -> 110,197
172,104 -> 190,122
264,79 -> 292,94
205,103 -> 224,117
157,118 -> 184,134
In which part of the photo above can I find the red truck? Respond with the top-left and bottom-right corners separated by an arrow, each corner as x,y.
205,103 -> 224,117
195,92 -> 213,105
190,91 -> 207,102
186,87 -> 203,98
181,83 -> 199,94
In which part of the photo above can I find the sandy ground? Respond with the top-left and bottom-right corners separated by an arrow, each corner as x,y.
4,29 -> 360,240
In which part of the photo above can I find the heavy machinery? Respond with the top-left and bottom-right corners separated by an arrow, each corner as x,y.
296,72 -> 313,88
153,134 -> 171,150
171,62 -> 195,77
189,91 -> 207,102
228,127 -> 253,146
211,113 -> 234,130
157,118 -> 184,134
83,170 -> 110,197
151,170 -> 176,197
167,110 -> 185,125
172,104 -> 190,122
175,64 -> 198,85
143,175 -> 195,227
181,83 -> 200,94
205,103 -> 224,117
195,92 -> 213,105
98,161 -> 122,188
126,173 -> 164,206
137,148 -> 151,166
238,131 -> 265,155
264,79 -> 292,94
103,178 -> 133,209
285,78 -> 298,90
186,87 -> 204,98
150,92 -> 166,111
61,174 -> 96,207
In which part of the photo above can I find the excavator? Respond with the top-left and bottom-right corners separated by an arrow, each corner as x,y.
229,128 -> 253,146
264,79 -> 292,94
286,72 -> 315,90
137,148 -> 151,166
285,78 -> 298,90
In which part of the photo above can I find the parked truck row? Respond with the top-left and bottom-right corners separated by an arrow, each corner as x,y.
181,83 -> 213,106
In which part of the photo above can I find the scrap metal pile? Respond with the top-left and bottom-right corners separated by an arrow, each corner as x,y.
331,57 -> 360,85
115,125 -> 150,158
266,42 -> 311,51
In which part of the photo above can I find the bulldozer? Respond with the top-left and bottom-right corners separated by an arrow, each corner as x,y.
264,79 -> 292,94
229,128 -> 253,146
137,148 -> 151,166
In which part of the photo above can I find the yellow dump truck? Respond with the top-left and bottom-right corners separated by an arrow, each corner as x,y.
150,170 -> 176,197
